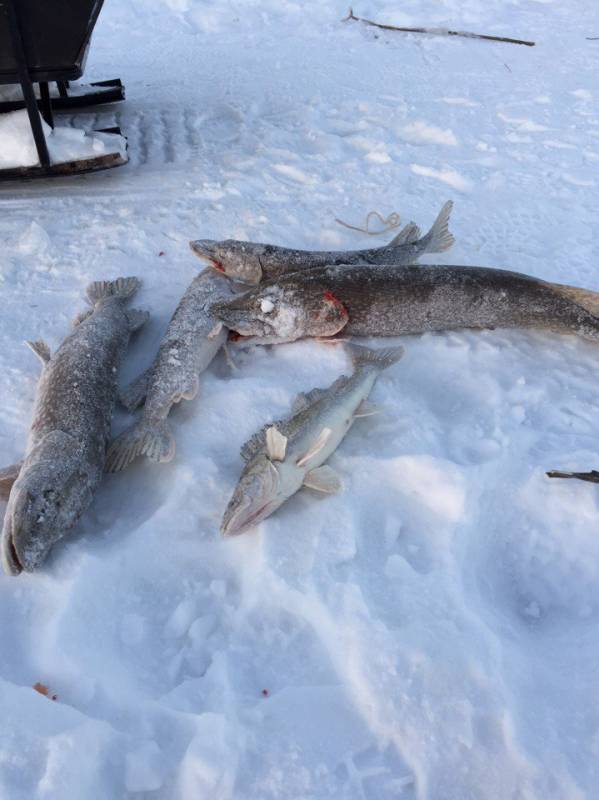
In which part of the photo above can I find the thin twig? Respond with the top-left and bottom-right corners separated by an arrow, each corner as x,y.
342,8 -> 535,47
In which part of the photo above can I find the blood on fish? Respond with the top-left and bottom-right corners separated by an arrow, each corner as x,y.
323,290 -> 347,313
212,261 -> 225,273
228,331 -> 244,342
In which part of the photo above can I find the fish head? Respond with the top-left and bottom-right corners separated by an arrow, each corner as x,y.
211,284 -> 349,344
189,239 -> 264,285
221,454 -> 290,535
1,432 -> 87,575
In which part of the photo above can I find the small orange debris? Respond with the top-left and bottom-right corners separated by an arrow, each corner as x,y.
33,682 -> 57,701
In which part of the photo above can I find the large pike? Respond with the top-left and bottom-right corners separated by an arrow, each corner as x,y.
1,278 -> 148,575
211,264 -> 599,345
105,268 -> 235,471
190,201 -> 454,285
221,344 -> 403,535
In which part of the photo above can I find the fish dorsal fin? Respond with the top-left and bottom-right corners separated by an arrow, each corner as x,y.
389,222 -> 421,246
72,308 -> 94,327
266,426 -> 287,461
26,339 -> 51,364
297,427 -> 332,467
240,418 -> 286,462
303,465 -> 342,494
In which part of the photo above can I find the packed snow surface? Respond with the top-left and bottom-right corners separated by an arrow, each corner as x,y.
1,0 -> 599,798
0,109 -> 126,169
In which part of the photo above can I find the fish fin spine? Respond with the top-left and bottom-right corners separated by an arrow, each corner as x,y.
303,464 -> 342,493
105,419 -> 175,472
26,339 -> 51,364
297,427 -> 332,467
347,343 -> 404,370
388,222 -> 421,246
266,426 -> 288,461
420,200 -> 455,254
86,277 -> 141,305
354,399 -> 381,417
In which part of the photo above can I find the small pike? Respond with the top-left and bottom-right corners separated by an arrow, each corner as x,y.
221,344 -> 403,535
1,278 -> 148,575
190,201 -> 454,285
105,268 -> 235,471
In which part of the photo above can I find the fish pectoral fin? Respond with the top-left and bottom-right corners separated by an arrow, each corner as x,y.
296,427 -> 332,467
265,426 -> 287,461
547,469 -> 599,483
125,309 -> 150,333
25,339 -> 51,364
119,366 -> 153,411
303,465 -> 342,494
207,321 -> 224,340
0,461 -> 22,499
354,400 -> 381,418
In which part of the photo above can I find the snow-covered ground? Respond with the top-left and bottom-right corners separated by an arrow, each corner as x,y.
1,0 -> 599,797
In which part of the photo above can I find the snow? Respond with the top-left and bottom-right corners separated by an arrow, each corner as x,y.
1,0 -> 599,798
0,109 -> 126,169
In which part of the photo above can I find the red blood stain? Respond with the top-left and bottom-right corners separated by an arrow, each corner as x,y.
158,251 -> 165,257
212,261 -> 225,273
261,689 -> 269,697
323,290 -> 346,312
228,331 -> 243,342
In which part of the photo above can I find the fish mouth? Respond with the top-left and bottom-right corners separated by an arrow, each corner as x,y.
189,240 -> 224,271
1,522 -> 23,576
221,500 -> 275,536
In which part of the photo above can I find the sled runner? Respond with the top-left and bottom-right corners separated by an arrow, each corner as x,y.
0,0 -> 128,180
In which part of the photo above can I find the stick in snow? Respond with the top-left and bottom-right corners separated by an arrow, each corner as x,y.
342,9 -> 536,47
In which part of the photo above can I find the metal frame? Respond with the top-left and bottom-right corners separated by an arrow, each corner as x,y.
0,79 -> 125,113
3,0 -> 51,167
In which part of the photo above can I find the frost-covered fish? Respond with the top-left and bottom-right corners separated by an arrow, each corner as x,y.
105,268 -> 235,471
221,344 -> 403,535
190,201 -> 454,285
1,278 -> 148,575
211,264 -> 599,345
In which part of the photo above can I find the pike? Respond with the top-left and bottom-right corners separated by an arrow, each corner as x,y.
221,343 -> 403,535
190,201 -> 454,285
1,278 -> 148,575
211,263 -> 599,345
106,268 -> 235,471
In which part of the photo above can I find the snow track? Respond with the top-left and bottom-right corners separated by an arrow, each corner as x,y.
1,0 -> 599,798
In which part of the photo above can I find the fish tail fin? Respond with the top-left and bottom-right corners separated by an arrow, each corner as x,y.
418,200 -> 455,255
105,418 -> 176,472
347,342 -> 404,371
388,222 -> 421,246
86,277 -> 141,306
549,283 -> 599,317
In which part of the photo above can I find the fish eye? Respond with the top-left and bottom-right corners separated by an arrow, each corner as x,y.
260,298 -> 275,314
